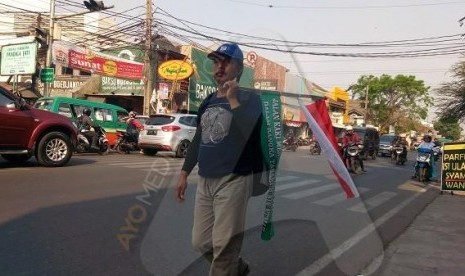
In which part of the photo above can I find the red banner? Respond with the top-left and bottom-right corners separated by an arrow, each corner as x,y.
53,41 -> 144,80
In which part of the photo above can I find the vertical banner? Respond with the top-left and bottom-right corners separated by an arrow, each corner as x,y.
441,142 -> 465,192
259,90 -> 283,241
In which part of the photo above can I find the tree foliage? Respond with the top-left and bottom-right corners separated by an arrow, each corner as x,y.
350,74 -> 432,132
433,115 -> 462,141
436,60 -> 465,121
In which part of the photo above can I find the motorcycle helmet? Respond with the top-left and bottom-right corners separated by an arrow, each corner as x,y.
346,125 -> 354,135
82,108 -> 91,116
129,111 -> 137,118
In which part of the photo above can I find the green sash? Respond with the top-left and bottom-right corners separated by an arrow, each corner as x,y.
259,91 -> 283,241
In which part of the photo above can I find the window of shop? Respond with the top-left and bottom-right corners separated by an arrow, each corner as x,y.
61,66 -> 73,75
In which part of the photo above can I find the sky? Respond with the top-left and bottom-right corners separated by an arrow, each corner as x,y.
127,0 -> 465,122
4,0 -> 465,122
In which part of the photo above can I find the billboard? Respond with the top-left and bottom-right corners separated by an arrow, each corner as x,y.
52,41 -> 144,80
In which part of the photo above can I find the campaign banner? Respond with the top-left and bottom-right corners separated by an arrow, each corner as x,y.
53,41 -> 144,80
441,142 -> 465,192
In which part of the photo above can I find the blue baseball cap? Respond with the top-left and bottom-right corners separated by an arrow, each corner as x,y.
207,43 -> 244,63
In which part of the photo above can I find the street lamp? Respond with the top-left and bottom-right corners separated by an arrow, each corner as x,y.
43,0 -> 113,97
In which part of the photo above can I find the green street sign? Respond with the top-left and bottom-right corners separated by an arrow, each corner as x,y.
40,68 -> 55,83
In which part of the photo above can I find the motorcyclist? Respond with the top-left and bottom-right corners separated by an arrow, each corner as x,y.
342,125 -> 366,172
392,134 -> 408,160
77,108 -> 99,150
126,111 -> 144,144
419,134 -> 435,150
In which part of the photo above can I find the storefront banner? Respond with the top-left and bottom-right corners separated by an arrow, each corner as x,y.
53,41 -> 144,80
441,142 -> 465,192
100,76 -> 144,95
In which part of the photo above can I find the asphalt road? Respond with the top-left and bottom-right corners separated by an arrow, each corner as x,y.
0,148 -> 439,276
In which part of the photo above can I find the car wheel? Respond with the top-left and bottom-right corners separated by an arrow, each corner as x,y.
143,149 -> 157,156
36,132 -> 73,167
176,140 -> 191,158
1,153 -> 32,164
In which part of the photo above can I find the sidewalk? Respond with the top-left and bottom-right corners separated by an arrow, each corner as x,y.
374,189 -> 465,276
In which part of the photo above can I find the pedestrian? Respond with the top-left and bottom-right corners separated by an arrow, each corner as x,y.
175,42 -> 263,276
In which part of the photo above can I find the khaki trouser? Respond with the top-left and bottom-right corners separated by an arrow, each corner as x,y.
192,173 -> 253,276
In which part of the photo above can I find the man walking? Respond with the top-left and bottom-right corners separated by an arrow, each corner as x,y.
176,42 -> 263,276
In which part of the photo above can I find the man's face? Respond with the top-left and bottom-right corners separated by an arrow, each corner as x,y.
212,56 -> 242,86
347,130 -> 353,135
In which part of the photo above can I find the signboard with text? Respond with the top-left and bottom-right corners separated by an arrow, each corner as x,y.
52,41 -> 144,80
0,42 -> 37,75
441,142 -> 465,192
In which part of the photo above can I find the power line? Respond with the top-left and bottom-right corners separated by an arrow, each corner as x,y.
227,0 -> 465,10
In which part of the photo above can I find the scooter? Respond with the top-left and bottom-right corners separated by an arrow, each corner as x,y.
412,148 -> 433,182
283,137 -> 298,152
346,143 -> 363,173
309,140 -> 321,155
392,145 -> 407,165
76,126 -> 110,155
115,130 -> 140,154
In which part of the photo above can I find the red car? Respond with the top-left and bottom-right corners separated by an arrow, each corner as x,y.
0,87 -> 78,167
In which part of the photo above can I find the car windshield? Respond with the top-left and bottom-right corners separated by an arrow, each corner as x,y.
146,115 -> 176,126
380,135 -> 395,143
34,99 -> 54,111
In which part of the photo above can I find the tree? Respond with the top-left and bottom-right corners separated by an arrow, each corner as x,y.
349,74 -> 432,133
436,60 -> 465,121
433,115 -> 462,141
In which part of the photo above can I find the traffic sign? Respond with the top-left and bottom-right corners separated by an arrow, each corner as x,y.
40,68 -> 55,83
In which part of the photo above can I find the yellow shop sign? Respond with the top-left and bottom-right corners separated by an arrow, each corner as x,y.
158,60 -> 194,81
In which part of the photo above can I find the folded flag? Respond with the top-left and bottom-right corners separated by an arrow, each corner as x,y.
299,99 -> 359,199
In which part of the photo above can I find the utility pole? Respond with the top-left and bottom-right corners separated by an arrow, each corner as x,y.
143,0 -> 153,115
364,84 -> 369,125
43,0 -> 113,97
44,0 -> 56,97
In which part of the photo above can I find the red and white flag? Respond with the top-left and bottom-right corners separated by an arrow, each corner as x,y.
299,99 -> 359,198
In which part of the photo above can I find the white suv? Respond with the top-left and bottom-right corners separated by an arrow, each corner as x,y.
138,113 -> 197,158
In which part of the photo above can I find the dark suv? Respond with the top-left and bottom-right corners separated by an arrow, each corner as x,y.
0,87 -> 78,167
378,134 -> 399,157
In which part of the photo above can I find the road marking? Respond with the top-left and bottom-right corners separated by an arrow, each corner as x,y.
313,187 -> 370,206
348,191 -> 397,213
275,179 -> 320,192
295,184 -> 431,276
276,175 -> 300,182
282,183 -> 339,200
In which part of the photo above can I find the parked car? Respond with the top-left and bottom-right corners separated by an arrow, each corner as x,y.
0,88 -> 78,167
378,134 -> 399,157
138,113 -> 197,158
34,96 -> 128,146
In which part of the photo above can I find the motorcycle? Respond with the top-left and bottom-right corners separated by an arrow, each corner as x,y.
115,130 -> 140,154
432,146 -> 442,162
297,137 -> 310,146
76,126 -> 110,155
283,137 -> 298,152
309,140 -> 321,155
413,148 -> 433,182
391,145 -> 407,165
346,143 -> 363,173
